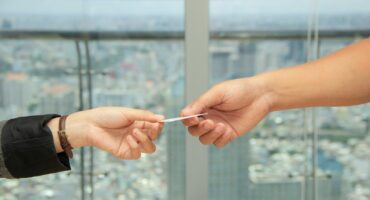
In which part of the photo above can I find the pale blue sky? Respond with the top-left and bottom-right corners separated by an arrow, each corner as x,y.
0,0 -> 369,16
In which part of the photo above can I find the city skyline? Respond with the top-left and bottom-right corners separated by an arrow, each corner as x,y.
1,37 -> 369,200
0,2 -> 369,199
1,0 -> 370,16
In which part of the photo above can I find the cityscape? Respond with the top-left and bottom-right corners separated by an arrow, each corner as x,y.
0,1 -> 370,200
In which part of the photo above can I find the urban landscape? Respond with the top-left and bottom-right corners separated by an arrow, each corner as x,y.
0,1 -> 370,200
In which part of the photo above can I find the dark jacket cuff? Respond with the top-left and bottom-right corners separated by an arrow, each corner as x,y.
1,114 -> 71,178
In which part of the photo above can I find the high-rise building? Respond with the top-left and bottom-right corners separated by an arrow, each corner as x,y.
248,175 -> 346,200
235,42 -> 257,77
167,78 -> 186,200
2,73 -> 35,114
39,84 -> 75,115
210,46 -> 236,83
209,135 -> 251,200
93,89 -> 139,107
287,40 -> 305,64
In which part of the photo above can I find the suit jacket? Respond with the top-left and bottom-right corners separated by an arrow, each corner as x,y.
0,114 -> 70,178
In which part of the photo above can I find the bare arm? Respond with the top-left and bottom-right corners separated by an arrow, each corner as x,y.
263,38 -> 370,110
181,38 -> 370,148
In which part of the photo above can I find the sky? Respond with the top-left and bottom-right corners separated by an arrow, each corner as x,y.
0,0 -> 370,17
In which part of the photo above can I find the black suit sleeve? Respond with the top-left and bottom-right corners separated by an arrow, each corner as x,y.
0,115 -> 71,179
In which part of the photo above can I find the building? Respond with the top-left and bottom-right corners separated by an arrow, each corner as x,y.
210,46 -> 237,83
2,73 -> 35,114
234,42 -> 257,77
39,84 -> 75,115
209,134 -> 251,200
248,175 -> 346,200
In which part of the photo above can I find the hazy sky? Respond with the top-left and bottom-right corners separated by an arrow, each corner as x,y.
1,0 -> 370,16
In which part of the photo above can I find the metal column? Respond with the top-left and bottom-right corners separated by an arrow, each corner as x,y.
185,0 -> 209,199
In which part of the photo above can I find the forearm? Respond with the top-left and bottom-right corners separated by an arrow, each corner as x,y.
258,38 -> 370,111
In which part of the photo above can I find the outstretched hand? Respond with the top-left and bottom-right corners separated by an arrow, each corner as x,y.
181,78 -> 272,148
49,107 -> 164,160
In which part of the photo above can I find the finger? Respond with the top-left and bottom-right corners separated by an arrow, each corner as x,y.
122,108 -> 164,123
180,111 -> 202,126
127,135 -> 141,160
181,85 -> 223,120
133,129 -> 156,153
158,122 -> 164,132
199,123 -> 226,145
188,119 -> 215,137
135,121 -> 161,131
180,111 -> 209,127
134,121 -> 163,140
214,130 -> 232,148
149,123 -> 163,140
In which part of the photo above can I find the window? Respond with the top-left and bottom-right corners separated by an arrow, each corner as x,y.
209,1 -> 370,200
1,0 -> 369,199
0,1 -> 185,200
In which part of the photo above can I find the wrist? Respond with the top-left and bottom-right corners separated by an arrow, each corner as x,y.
253,64 -> 315,112
48,112 -> 90,153
48,117 -> 63,153
64,112 -> 90,148
249,72 -> 279,112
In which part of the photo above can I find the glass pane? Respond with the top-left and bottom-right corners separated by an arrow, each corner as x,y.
210,0 -> 370,199
315,1 -> 370,199
0,0 -> 184,32
209,1 -> 310,200
316,39 -> 370,200
209,39 -> 309,200
0,40 -> 81,199
0,0 -> 185,200
87,41 -> 185,200
317,0 -> 370,31
210,0 -> 311,32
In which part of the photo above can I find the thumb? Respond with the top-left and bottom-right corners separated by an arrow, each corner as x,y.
181,85 -> 223,116
122,108 -> 164,123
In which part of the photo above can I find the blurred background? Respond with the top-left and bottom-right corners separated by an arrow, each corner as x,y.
0,0 -> 369,200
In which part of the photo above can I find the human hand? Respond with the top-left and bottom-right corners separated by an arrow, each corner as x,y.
181,78 -> 273,148
49,107 -> 164,160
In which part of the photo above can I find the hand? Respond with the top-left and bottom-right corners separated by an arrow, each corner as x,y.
181,78 -> 272,148
49,107 -> 164,160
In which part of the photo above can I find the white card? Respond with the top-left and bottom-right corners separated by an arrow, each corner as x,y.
161,113 -> 208,123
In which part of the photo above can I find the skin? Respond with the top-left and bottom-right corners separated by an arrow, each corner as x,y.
181,38 -> 370,148
47,107 -> 164,160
